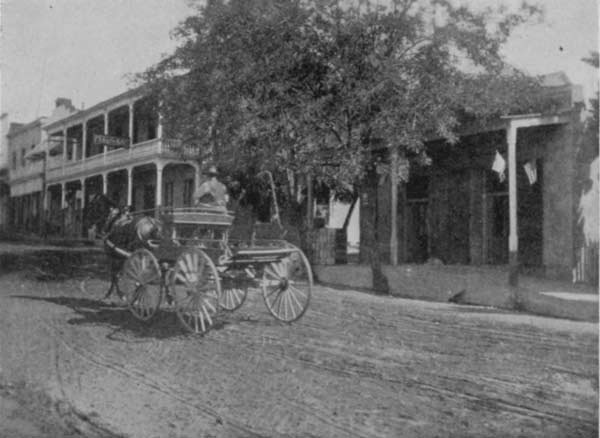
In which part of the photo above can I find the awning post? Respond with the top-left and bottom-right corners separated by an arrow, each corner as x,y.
507,123 -> 518,286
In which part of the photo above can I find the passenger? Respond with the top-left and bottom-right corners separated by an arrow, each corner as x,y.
194,165 -> 229,210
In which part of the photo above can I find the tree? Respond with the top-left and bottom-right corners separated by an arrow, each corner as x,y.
137,0 -> 547,283
139,0 -> 544,182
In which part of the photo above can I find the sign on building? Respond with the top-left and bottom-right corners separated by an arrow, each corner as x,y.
93,134 -> 130,148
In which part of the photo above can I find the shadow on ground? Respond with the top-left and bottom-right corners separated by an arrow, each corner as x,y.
0,250 -> 108,280
10,295 -> 229,341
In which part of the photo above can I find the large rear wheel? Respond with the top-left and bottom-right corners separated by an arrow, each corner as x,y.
119,249 -> 163,321
261,247 -> 312,322
170,248 -> 221,334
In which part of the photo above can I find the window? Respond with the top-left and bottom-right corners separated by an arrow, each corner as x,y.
183,179 -> 194,206
12,152 -> 17,170
20,149 -> 26,167
133,97 -> 158,143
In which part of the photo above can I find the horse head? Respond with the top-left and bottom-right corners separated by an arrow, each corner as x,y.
85,193 -> 119,235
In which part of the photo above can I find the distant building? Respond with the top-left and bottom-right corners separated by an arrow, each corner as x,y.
7,117 -> 47,235
0,113 -> 10,232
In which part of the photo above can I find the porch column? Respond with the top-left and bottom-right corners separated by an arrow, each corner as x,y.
507,123 -> 519,286
127,168 -> 133,207
81,178 -> 86,209
43,187 -> 49,210
193,163 -> 201,187
102,173 -> 108,195
79,179 -> 86,238
82,120 -> 87,161
128,102 -> 134,146
156,163 -> 163,211
60,182 -> 66,208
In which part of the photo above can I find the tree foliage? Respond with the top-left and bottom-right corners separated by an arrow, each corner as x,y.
137,0 -> 546,194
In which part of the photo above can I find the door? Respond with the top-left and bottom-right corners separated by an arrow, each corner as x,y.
143,185 -> 155,212
518,159 -> 543,268
429,171 -> 470,264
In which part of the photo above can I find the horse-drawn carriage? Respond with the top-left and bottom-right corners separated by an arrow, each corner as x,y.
91,199 -> 312,335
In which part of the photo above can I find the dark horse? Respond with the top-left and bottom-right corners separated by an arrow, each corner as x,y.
85,194 -> 163,299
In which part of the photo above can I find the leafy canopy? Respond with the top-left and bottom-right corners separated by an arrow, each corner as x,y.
138,0 -> 545,190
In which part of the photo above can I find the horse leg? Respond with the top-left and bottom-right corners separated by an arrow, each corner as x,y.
114,259 -> 126,300
104,258 -> 122,300
104,269 -> 116,299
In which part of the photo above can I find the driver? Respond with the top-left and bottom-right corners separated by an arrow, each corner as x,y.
193,165 -> 229,209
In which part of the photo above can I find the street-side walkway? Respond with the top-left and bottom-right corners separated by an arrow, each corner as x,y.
1,240 -> 597,321
0,241 -> 100,255
315,263 -> 599,321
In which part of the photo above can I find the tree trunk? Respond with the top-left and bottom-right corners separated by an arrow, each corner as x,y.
361,170 -> 389,294
390,146 -> 399,266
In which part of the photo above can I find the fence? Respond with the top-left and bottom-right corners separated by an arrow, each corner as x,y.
305,228 -> 347,265
573,243 -> 599,285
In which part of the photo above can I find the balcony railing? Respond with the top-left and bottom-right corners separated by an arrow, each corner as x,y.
46,137 -> 201,181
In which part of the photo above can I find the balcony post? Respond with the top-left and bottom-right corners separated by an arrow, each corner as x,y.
82,119 -> 87,161
157,112 -> 163,140
129,102 -> 134,146
103,110 -> 108,157
62,128 -> 67,166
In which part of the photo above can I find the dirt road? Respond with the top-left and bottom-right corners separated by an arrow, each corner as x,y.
0,256 -> 597,437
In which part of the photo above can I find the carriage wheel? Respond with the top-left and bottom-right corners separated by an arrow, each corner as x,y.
119,249 -> 162,321
170,248 -> 221,334
261,247 -> 312,322
219,274 -> 248,311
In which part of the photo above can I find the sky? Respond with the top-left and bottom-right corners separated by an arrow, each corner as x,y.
1,0 -> 598,124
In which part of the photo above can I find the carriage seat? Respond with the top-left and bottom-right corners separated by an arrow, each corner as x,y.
162,206 -> 234,227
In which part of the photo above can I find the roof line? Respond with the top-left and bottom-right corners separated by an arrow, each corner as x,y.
43,84 -> 148,131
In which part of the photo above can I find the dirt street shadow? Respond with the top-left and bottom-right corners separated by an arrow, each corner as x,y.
0,250 -> 108,280
10,295 -> 228,341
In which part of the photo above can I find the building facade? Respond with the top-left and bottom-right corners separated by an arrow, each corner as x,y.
359,75 -> 598,284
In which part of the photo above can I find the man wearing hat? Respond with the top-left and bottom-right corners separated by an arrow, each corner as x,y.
194,165 -> 229,209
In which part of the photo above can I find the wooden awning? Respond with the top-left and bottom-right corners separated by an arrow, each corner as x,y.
24,143 -> 47,161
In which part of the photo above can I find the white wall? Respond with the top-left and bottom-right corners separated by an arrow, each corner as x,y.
327,197 -> 360,253
0,114 -> 9,169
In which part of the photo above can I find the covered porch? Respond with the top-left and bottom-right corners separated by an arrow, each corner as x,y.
43,160 -> 200,238
357,111 -> 593,285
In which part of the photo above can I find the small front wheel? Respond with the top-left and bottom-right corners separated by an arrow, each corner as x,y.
219,273 -> 248,311
262,247 -> 312,322
119,249 -> 163,321
169,248 -> 221,334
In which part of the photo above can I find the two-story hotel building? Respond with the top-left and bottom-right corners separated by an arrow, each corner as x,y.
11,89 -> 202,238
